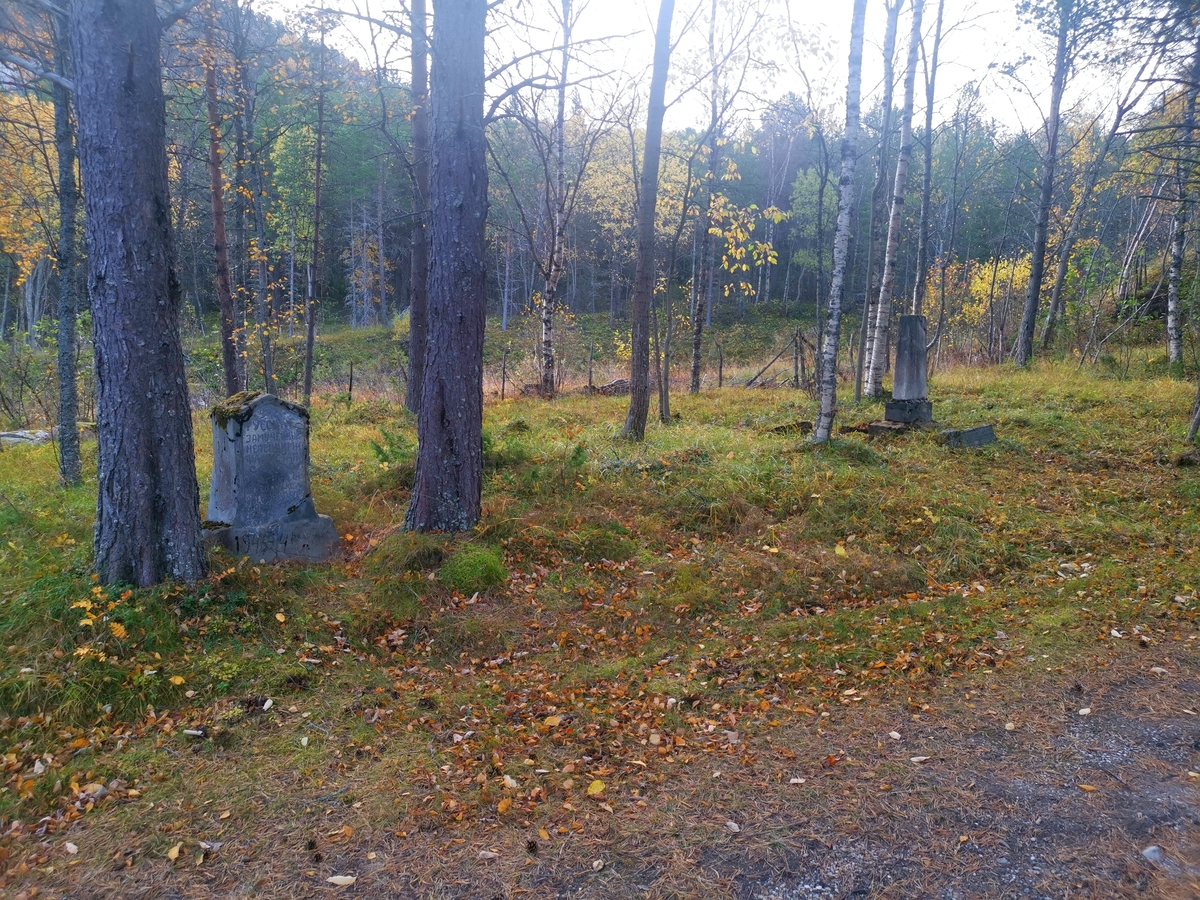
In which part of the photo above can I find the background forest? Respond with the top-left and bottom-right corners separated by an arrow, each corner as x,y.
2,0 -> 1199,426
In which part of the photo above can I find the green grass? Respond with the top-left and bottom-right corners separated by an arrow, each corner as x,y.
4,354 -> 1200,847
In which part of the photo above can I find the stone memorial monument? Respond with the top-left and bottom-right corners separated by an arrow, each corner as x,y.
885,315 -> 933,425
203,392 -> 338,563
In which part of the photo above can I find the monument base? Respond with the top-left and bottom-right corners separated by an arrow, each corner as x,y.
204,513 -> 338,563
885,398 -> 933,424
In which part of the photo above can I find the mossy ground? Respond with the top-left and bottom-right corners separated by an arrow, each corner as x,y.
2,356 -> 1200,898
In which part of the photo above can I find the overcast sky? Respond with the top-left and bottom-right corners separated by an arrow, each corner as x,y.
266,0 -> 1137,139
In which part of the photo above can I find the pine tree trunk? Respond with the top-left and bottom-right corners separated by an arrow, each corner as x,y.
405,0 -> 488,532
405,0 -> 431,414
376,170 -> 387,321
622,0 -> 674,441
249,129 -> 274,391
303,32 -> 326,407
1014,6 -> 1070,367
813,0 -> 867,443
690,125 -> 718,393
206,49 -> 240,398
52,15 -> 81,486
70,0 -> 206,585
864,0 -> 924,399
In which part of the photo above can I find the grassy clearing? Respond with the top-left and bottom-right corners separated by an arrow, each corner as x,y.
3,359 -> 1200,897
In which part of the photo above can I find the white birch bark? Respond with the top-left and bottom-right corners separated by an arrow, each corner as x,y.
813,0 -> 868,443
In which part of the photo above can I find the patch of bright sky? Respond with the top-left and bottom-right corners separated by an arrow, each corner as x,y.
265,0 -> 1137,139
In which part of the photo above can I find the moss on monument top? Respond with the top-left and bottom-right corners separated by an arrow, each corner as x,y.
212,391 -> 263,428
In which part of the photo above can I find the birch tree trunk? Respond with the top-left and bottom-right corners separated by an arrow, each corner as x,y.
622,0 -> 674,440
910,0 -> 944,317
70,0 -> 206,585
536,0 -> 573,397
405,0 -> 489,531
1168,42 -> 1199,369
813,0 -> 868,444
864,0 -> 924,398
855,0 -> 903,400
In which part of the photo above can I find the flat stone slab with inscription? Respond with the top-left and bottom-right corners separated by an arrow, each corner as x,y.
203,391 -> 337,563
941,424 -> 997,449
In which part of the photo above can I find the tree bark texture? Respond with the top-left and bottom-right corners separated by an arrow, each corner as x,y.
1168,42 -> 1199,368
1014,3 -> 1069,367
52,13 -> 81,486
855,0 -> 902,401
910,0 -> 944,317
70,0 -> 206,585
405,0 -> 489,532
206,47 -> 241,398
813,0 -> 867,443
689,0 -> 720,394
537,0 -> 573,397
303,32 -> 326,408
864,0 -> 924,398
405,0 -> 431,414
622,0 -> 674,441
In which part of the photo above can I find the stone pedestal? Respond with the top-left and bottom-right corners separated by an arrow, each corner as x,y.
885,398 -> 933,424
203,392 -> 337,563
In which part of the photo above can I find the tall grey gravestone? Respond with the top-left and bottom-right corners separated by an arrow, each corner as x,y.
885,315 -> 933,424
204,392 -> 338,563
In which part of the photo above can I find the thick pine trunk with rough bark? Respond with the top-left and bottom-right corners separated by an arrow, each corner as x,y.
813,0 -> 867,443
206,46 -> 240,398
864,0 -> 923,399
52,15 -> 81,486
70,0 -> 206,585
405,0 -> 488,532
622,0 -> 674,441
1014,7 -> 1069,367
405,0 -> 431,414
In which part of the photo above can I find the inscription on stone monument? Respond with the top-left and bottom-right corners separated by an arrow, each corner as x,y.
205,392 -> 337,563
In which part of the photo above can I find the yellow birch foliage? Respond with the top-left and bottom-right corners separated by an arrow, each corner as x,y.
0,91 -> 59,284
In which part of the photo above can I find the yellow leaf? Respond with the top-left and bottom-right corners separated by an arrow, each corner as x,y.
538,828 -> 550,841
275,612 -> 286,623
169,675 -> 186,686
587,779 -> 606,798
1078,784 -> 1098,792
497,797 -> 512,814
108,621 -> 127,639
167,842 -> 182,861
834,544 -> 847,557
543,716 -> 561,727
